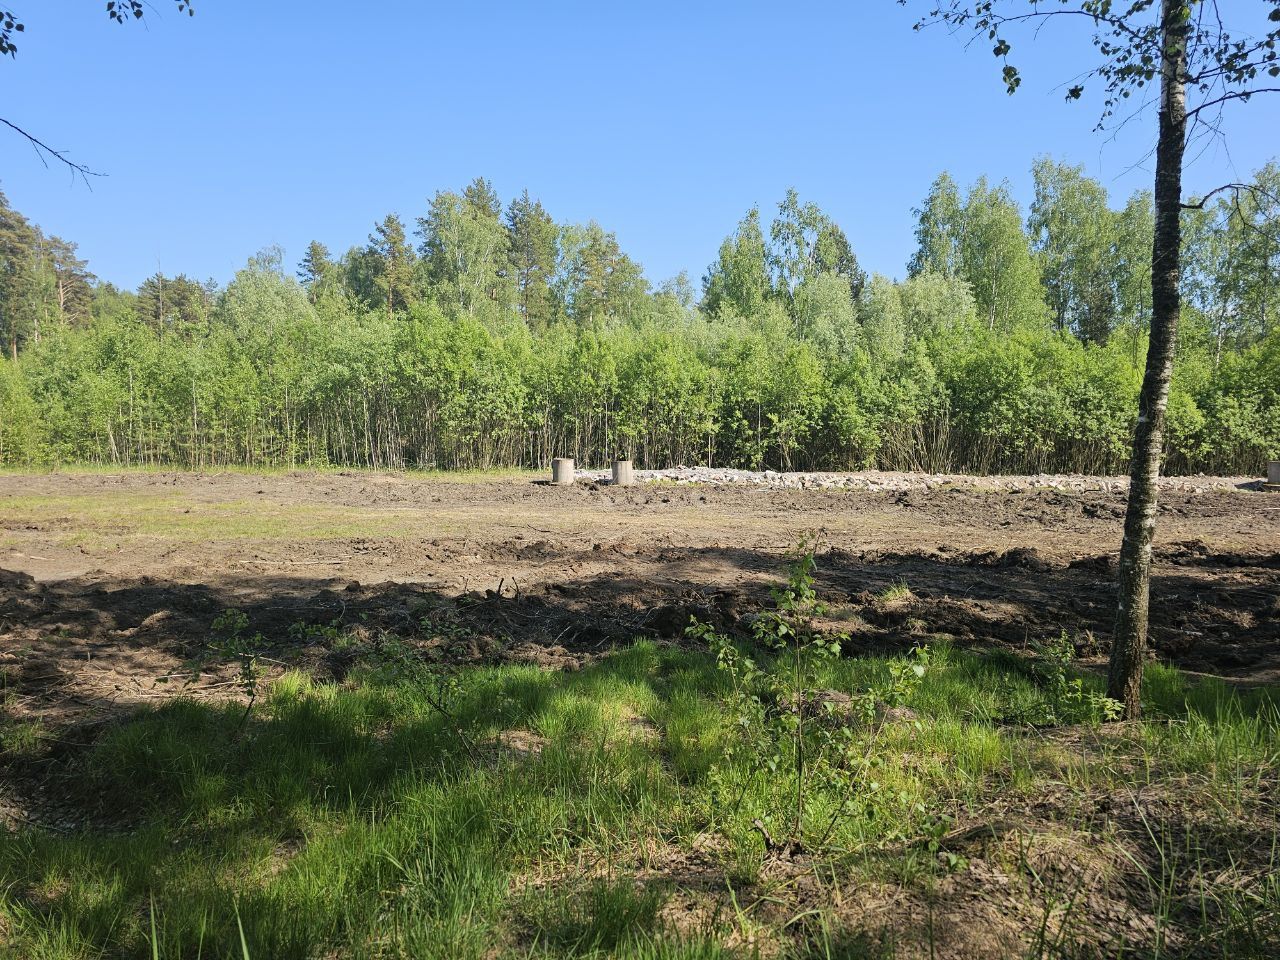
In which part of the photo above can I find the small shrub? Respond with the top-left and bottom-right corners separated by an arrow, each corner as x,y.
186,609 -> 266,730
1009,632 -> 1122,726
688,542 -> 929,854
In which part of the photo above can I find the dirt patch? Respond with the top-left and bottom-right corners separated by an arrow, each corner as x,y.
2,472 -> 1278,722
489,729 -> 549,761
2,470 -> 1278,960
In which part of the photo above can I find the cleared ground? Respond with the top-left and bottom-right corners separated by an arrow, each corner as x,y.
2,469 -> 1278,719
1,471 -> 1278,958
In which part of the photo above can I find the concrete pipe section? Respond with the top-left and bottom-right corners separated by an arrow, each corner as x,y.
612,460 -> 635,486
1266,460 -> 1280,492
551,457 -> 576,485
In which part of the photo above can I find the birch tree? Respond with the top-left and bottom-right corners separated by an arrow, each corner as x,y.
908,0 -> 1280,717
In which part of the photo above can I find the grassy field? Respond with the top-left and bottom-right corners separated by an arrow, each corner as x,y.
0,465 -> 545,481
3,629 -> 1277,958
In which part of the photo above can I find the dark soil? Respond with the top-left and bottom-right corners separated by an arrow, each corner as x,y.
2,472 -> 1278,731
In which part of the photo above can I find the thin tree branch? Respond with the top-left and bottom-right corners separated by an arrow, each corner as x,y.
1186,87 -> 1280,118
1182,181 -> 1280,210
0,117 -> 102,185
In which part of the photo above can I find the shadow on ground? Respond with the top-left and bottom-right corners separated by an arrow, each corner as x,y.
3,537 -> 1277,718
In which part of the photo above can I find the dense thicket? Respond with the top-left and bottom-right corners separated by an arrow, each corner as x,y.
1,161 -> 1277,474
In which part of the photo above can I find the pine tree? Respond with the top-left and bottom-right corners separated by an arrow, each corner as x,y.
45,236 -> 94,327
556,221 -> 646,325
136,273 -> 212,335
297,240 -> 334,303
505,190 -> 559,330
0,191 -> 37,360
368,215 -> 416,318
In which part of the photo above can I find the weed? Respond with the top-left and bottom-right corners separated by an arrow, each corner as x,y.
876,580 -> 913,604
1035,632 -> 1122,725
186,609 -> 265,731
917,812 -> 968,874
0,713 -> 44,758
689,542 -> 929,856
287,619 -> 346,645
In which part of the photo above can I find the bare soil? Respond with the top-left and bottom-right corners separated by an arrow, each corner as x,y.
2,470 -> 1278,731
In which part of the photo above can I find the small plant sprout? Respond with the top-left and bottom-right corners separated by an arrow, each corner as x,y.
187,609 -> 265,732
689,540 -> 930,857
1035,631 -> 1123,725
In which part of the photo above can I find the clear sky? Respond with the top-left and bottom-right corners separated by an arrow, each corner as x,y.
3,1 -> 1277,292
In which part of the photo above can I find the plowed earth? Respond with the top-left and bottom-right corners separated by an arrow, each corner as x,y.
2,470 -> 1277,730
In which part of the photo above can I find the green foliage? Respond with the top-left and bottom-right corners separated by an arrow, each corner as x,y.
1035,632 -> 1123,724
1029,156 -> 1133,343
419,178 -> 513,319
200,609 -> 265,719
701,206 -> 771,319
0,163 -> 1277,475
914,0 -> 1280,128
1000,632 -> 1123,726
909,172 -> 1049,332
368,214 -> 417,317
506,189 -> 560,331
134,272 -> 212,335
689,545 -> 929,853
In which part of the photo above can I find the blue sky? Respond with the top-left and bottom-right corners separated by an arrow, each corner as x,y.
3,1 -> 1278,291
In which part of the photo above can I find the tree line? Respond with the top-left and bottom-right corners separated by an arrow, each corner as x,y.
1,158 -> 1277,475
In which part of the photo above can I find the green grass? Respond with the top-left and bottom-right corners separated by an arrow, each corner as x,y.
0,712 -> 45,760
0,491 -> 480,546
0,464 -> 547,487
874,581 -> 913,604
0,466 -> 557,548
1,641 -> 1277,959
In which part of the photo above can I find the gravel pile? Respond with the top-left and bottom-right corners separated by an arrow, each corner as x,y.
573,466 -> 1260,494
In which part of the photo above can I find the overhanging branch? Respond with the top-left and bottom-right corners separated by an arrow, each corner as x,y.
0,117 -> 102,185
1186,87 -> 1280,118
1182,181 -> 1280,210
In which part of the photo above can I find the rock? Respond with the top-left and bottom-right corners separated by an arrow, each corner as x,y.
542,467 -> 1244,494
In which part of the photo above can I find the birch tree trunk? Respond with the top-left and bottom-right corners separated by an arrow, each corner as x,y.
1108,0 -> 1188,720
